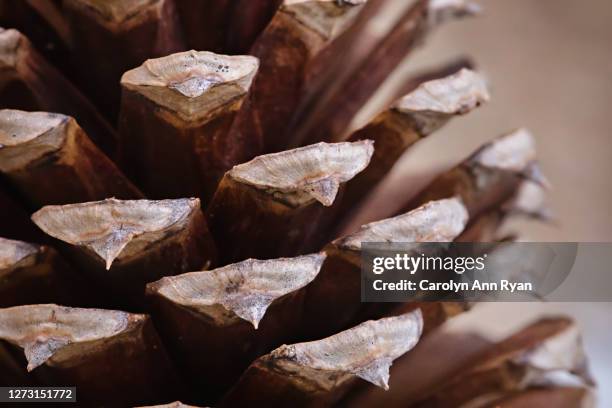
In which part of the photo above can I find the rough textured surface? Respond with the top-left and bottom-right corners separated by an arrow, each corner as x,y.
229,141 -> 374,206
0,0 -> 607,401
65,0 -> 159,23
335,69 -> 489,223
336,198 -> 468,250
281,0 -> 366,40
121,50 -> 259,120
0,304 -> 139,371
0,109 -> 65,146
119,50 -> 259,201
0,237 -> 83,308
0,28 -> 117,154
385,127 -> 543,226
228,0 -> 365,155
394,68 -> 489,135
31,198 -> 200,269
148,253 -> 326,328
270,309 -> 423,390
0,109 -> 142,206
0,237 -> 38,272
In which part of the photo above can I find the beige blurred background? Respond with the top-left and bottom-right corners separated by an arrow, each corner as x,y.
363,0 -> 612,404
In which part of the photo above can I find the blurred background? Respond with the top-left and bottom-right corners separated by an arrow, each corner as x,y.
361,0 -> 612,403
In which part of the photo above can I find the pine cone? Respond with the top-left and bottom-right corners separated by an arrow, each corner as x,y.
0,1 -> 595,407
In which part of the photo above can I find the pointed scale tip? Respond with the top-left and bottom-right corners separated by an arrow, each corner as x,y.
149,253 -> 327,329
305,178 -> 341,207
229,141 -> 374,207
267,309 -> 423,390
334,197 -> 469,250
472,128 -> 537,173
31,198 -> 199,269
0,305 -> 141,371
393,68 -> 489,135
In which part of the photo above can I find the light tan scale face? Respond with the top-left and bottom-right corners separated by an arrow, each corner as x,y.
229,141 -> 374,207
0,29 -> 23,69
121,51 -> 259,120
0,110 -> 71,173
0,304 -> 143,371
335,197 -> 469,250
512,323 -> 593,388
395,69 -> 489,116
281,0 -> 367,40
149,253 -> 326,329
471,128 -> 537,173
0,110 -> 66,147
394,69 -> 490,135
0,237 -> 39,271
31,198 -> 199,269
271,309 -> 423,390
